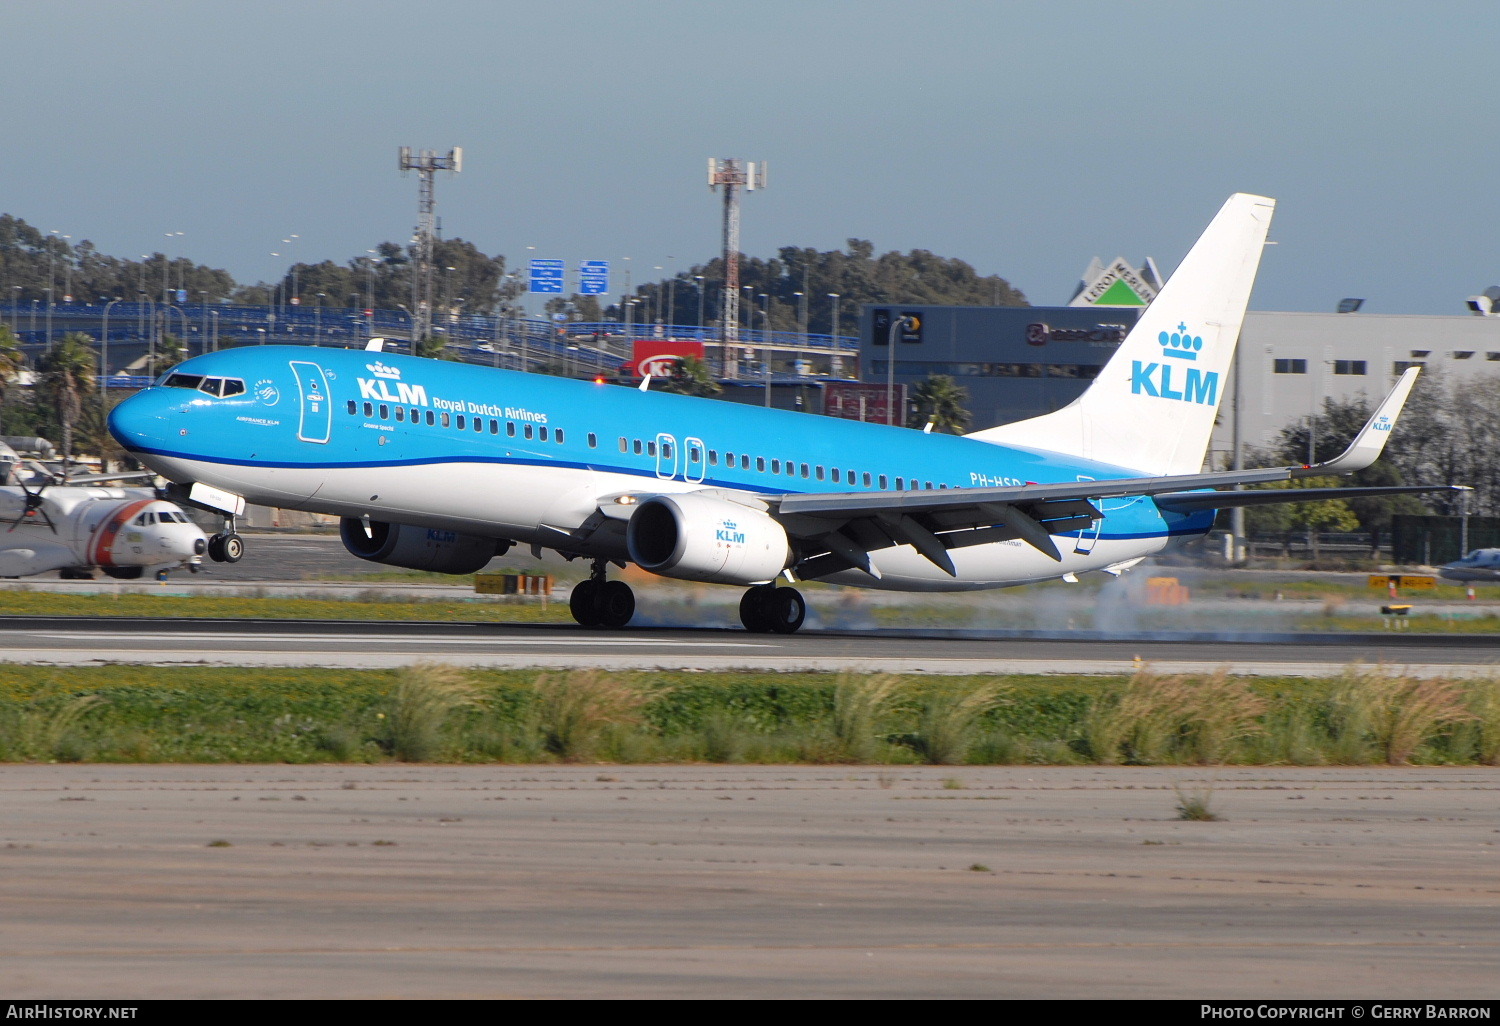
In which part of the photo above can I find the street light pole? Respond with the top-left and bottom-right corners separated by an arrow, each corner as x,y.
886,315 -> 913,426
828,293 -> 841,377
100,297 -> 122,401
694,275 -> 705,340
760,293 -> 771,407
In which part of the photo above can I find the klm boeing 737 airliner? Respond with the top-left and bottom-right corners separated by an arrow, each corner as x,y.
108,194 -> 1456,632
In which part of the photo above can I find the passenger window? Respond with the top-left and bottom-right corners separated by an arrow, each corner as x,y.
689,447 -> 700,463
801,463 -> 810,478
474,417 -> 483,432
457,415 -> 466,430
895,478 -> 904,490
490,420 -> 498,434
832,469 -> 840,483
441,413 -> 451,428
879,475 -> 887,489
556,429 -> 565,444
508,422 -> 516,437
815,466 -> 824,481
395,407 -> 404,422
633,440 -> 642,455
740,455 -> 750,469
524,424 -> 533,439
647,441 -> 656,456
926,482 -> 934,490
708,450 -> 717,465
771,459 -> 780,474
363,402 -> 373,417
426,411 -> 435,426
863,473 -> 872,487
661,441 -> 672,459
589,433 -> 598,448
618,436 -> 626,452
380,404 -> 389,419
756,457 -> 765,472
539,426 -> 548,441
347,400 -> 357,415
411,408 -> 419,422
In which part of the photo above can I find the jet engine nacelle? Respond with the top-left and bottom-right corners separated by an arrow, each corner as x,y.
339,517 -> 506,575
626,492 -> 791,585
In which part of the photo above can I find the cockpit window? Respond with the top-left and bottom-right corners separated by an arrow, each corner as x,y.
162,373 -> 205,391
133,512 -> 155,526
160,374 -> 245,398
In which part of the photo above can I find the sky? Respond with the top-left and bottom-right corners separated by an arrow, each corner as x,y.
3,0 -> 1496,316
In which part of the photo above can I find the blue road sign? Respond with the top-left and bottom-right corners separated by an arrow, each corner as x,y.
529,258 -> 565,294
578,259 -> 609,296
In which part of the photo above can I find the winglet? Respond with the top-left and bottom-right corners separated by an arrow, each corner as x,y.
1294,366 -> 1420,477
365,337 -> 386,352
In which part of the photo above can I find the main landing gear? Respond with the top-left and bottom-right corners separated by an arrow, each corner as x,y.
739,584 -> 806,634
206,515 -> 244,564
569,559 -> 636,629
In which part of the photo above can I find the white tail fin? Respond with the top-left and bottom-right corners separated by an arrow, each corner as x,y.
966,193 -> 1275,475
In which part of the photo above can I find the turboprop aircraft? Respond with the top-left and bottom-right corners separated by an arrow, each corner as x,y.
0,468 -> 208,580
107,193 -> 1457,630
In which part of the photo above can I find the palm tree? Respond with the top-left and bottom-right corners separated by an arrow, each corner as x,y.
36,332 -> 97,458
0,323 -> 27,426
154,333 -> 187,375
661,355 -> 722,398
907,374 -> 970,434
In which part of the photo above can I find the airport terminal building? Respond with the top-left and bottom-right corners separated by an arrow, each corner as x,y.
858,265 -> 1500,469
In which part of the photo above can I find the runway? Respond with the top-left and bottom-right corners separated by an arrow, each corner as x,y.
3,764 -> 1496,999
6,615 -> 1500,676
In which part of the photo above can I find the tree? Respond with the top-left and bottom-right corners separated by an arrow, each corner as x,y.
0,322 -> 26,413
155,333 -> 187,375
660,355 -> 722,398
1242,477 -> 1360,558
35,332 -> 98,458
907,374 -> 970,433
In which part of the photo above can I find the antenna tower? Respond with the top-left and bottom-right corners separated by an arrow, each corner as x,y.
398,146 -> 462,347
708,158 -> 766,376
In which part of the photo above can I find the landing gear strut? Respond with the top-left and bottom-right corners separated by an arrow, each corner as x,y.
569,558 -> 635,628
739,584 -> 806,634
206,515 -> 244,564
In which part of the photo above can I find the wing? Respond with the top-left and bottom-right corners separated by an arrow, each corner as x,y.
764,367 -> 1451,580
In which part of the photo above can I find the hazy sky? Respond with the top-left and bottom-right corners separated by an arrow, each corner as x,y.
5,0 -> 1495,315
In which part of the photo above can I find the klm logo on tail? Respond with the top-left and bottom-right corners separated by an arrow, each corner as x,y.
1130,323 -> 1219,406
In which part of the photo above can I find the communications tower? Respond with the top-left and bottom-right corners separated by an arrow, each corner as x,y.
708,158 -> 766,376
398,146 -> 462,346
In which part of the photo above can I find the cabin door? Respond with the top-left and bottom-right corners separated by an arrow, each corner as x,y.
289,361 -> 332,444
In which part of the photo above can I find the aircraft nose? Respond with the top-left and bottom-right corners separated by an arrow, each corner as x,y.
108,388 -> 181,455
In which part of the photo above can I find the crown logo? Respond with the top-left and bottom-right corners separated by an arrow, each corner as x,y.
366,361 -> 401,379
1158,323 -> 1203,361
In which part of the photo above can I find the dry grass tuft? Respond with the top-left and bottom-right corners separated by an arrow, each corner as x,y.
385,662 -> 482,762
532,669 -> 649,761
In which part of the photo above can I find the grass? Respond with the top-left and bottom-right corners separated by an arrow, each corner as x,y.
0,664 -> 1494,765
0,589 -> 570,623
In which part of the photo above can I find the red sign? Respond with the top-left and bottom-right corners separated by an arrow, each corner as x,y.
629,341 -> 704,379
824,382 -> 906,424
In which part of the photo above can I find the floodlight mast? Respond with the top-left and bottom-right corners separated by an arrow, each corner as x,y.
708,158 -> 766,378
398,147 -> 462,349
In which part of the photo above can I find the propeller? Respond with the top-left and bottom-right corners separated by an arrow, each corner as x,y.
5,475 -> 57,533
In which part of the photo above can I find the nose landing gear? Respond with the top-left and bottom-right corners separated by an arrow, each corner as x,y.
206,515 -> 244,564
739,584 -> 806,634
569,558 -> 636,628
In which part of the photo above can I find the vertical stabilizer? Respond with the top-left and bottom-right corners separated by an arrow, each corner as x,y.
967,193 -> 1275,475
